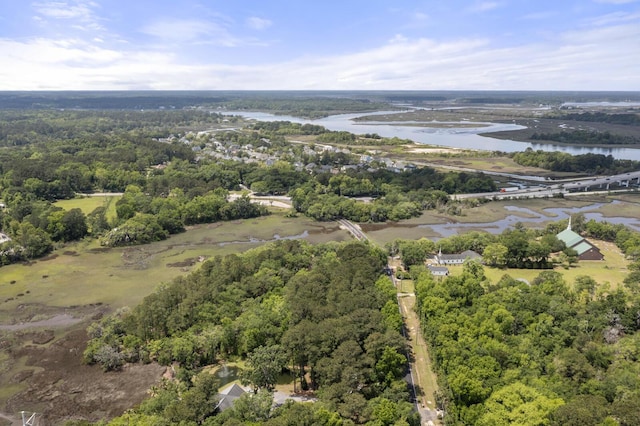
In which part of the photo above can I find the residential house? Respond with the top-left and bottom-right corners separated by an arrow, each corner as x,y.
435,249 -> 482,265
427,265 -> 450,277
216,383 -> 248,412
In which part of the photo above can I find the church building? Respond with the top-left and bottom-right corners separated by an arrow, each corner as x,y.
556,217 -> 604,261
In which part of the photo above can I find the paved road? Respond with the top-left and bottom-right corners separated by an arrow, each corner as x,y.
453,170 -> 640,201
337,219 -> 368,241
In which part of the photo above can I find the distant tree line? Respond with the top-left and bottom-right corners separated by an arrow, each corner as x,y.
250,120 -> 408,145
530,130 -> 640,146
547,111 -> 640,126
290,167 -> 495,222
512,148 -> 640,174
218,97 -> 394,119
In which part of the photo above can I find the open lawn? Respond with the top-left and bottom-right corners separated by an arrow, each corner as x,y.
444,239 -> 629,289
54,195 -> 120,222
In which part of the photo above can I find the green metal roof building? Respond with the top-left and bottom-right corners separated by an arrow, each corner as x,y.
557,221 -> 604,261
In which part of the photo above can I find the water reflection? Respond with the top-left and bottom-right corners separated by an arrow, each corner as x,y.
419,201 -> 640,238
215,365 -> 240,387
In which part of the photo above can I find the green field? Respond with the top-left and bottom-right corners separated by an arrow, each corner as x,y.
441,239 -> 629,290
54,195 -> 120,221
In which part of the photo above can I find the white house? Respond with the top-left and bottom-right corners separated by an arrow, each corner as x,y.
435,249 -> 482,265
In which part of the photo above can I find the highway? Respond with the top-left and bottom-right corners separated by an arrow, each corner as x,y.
453,170 -> 640,201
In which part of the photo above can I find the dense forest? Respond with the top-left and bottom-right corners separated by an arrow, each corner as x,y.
83,240 -> 419,425
414,266 -> 640,425
529,130 -> 640,146
0,92 -> 392,118
0,110 -> 499,267
402,218 -> 640,425
547,112 -> 640,126
512,148 -> 640,175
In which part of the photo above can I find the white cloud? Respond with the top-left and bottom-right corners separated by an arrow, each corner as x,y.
33,0 -> 96,20
140,18 -> 268,48
141,19 -> 225,43
246,16 -> 272,30
0,14 -> 638,91
587,11 -> 640,26
467,2 -> 500,13
32,0 -> 104,31
521,11 -> 556,20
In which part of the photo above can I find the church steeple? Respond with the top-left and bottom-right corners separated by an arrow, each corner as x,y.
567,215 -> 572,231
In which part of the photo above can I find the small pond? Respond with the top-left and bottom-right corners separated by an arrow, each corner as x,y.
214,365 -> 241,387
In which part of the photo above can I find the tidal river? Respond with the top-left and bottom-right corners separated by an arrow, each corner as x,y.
422,201 -> 640,238
224,110 -> 640,161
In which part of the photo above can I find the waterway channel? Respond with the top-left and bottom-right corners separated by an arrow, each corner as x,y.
223,110 -> 640,161
421,201 -> 640,238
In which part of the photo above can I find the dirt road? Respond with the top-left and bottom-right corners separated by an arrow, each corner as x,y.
397,290 -> 440,424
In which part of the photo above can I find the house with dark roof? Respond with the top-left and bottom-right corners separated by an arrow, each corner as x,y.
215,383 -> 248,412
427,264 -> 450,277
556,218 -> 604,261
435,249 -> 482,265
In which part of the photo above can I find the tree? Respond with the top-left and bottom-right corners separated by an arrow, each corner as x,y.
61,208 -> 88,241
101,213 -> 168,246
17,222 -> 53,258
164,372 -> 220,424
550,395 -> 609,426
482,243 -> 509,268
375,346 -> 406,386
398,239 -> 433,268
228,389 -> 274,423
478,382 -> 564,426
611,393 -> 640,426
87,205 -> 111,235
463,259 -> 485,281
241,345 -> 288,392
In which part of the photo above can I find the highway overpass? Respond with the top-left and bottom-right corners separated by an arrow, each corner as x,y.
453,171 -> 640,200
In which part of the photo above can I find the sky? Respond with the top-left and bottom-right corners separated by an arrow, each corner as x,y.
0,0 -> 639,91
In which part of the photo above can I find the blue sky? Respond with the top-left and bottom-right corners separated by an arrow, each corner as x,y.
0,0 -> 638,90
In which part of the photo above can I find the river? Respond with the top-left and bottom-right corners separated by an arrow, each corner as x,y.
223,110 -> 640,161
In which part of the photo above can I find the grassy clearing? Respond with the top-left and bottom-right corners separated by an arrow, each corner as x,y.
0,212 -> 349,322
447,239 -> 629,289
54,195 -> 120,221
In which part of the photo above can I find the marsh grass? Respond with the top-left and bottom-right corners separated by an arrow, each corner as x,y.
0,212 -> 349,321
